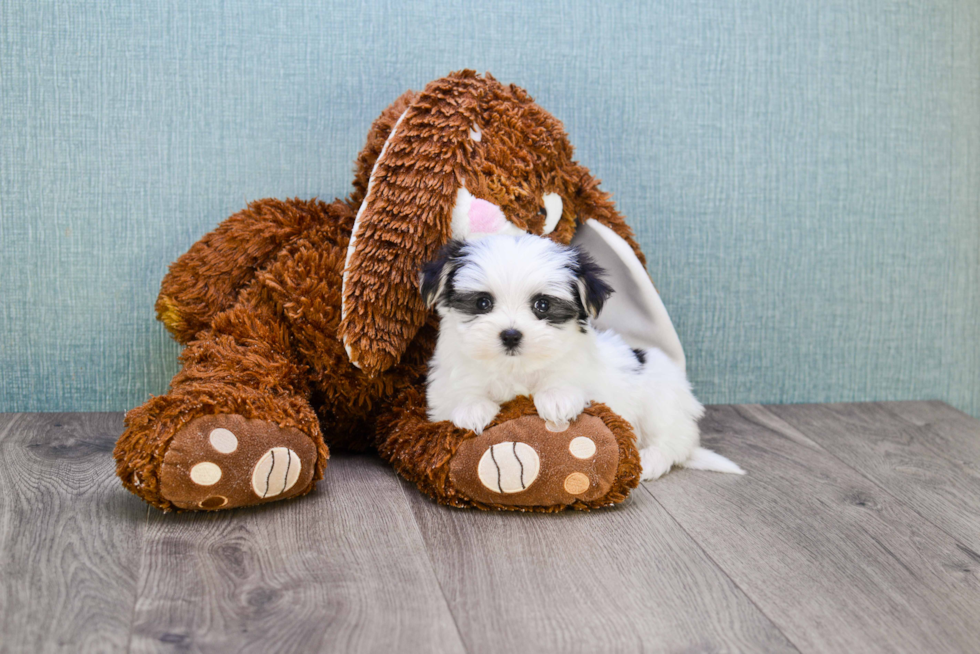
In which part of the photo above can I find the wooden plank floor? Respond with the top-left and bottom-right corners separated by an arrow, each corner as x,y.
0,402 -> 978,653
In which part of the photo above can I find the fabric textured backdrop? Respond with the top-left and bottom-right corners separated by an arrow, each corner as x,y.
2,1 -> 978,416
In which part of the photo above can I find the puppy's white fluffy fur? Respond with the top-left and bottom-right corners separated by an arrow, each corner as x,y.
423,234 -> 744,480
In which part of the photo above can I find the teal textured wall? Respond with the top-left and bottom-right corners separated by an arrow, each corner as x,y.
2,1 -> 978,415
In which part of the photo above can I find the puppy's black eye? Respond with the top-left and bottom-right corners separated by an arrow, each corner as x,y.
476,295 -> 493,312
532,297 -> 550,315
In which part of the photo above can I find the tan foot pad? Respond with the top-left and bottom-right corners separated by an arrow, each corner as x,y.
449,414 -> 619,507
160,414 -> 317,510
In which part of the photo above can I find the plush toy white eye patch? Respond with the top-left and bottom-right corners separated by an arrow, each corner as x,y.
541,193 -> 563,234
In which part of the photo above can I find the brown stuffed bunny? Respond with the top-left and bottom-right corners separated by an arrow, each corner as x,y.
114,70 -> 686,512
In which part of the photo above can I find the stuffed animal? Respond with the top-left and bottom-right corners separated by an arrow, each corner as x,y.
114,70 -> 687,512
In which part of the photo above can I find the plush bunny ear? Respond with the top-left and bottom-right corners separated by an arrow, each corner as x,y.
569,168 -> 687,371
340,73 -> 484,376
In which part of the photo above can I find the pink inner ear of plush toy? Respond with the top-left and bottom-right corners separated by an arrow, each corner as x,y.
469,198 -> 505,233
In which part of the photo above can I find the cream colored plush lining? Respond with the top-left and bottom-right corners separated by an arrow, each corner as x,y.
571,219 -> 686,371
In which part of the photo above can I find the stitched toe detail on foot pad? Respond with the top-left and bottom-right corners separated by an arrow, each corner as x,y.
450,414 -> 619,507
251,447 -> 302,498
160,414 -> 317,511
477,442 -> 540,493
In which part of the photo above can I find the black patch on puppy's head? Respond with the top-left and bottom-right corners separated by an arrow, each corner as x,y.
567,246 -> 613,320
420,239 -> 467,309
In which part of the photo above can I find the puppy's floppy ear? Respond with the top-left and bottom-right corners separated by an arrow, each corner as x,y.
419,240 -> 466,309
569,246 -> 613,319
340,71 -> 486,376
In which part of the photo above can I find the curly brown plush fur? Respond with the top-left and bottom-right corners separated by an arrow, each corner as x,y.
115,70 -> 648,512
340,72 -> 645,377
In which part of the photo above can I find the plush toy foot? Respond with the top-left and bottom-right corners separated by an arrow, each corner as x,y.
158,414 -> 319,510
449,413 -> 622,508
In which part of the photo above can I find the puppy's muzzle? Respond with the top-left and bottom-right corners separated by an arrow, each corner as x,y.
499,328 -> 523,353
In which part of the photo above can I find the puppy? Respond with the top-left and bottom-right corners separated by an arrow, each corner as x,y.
421,234 -> 744,480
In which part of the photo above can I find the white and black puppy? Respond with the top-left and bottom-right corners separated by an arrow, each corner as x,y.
421,234 -> 744,480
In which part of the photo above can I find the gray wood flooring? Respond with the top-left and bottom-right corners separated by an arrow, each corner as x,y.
1,402 -> 978,653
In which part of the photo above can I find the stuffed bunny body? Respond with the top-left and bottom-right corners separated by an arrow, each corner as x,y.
115,71 -> 684,512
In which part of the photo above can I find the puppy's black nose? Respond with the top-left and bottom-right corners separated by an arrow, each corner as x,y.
500,328 -> 523,350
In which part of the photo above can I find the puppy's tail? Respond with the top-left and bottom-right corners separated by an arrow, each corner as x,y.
682,447 -> 746,475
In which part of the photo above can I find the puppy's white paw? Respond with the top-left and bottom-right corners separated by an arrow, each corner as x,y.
450,400 -> 501,435
640,446 -> 671,481
534,388 -> 588,429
